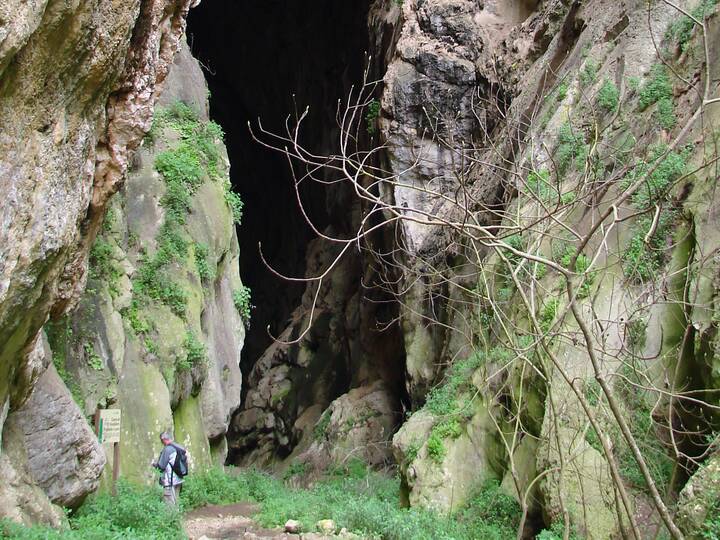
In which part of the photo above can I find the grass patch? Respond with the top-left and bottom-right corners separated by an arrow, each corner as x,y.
555,122 -> 588,175
597,79 -> 619,113
638,64 -> 676,130
620,146 -> 687,281
665,0 -> 718,52
0,480 -> 183,539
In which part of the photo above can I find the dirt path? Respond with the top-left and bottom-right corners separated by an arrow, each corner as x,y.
183,503 -> 339,540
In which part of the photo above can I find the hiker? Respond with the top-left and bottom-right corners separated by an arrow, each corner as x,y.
151,431 -> 186,506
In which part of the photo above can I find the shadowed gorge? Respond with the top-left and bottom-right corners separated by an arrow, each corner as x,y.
187,0 -> 371,382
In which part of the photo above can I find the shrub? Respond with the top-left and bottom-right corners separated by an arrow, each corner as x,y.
194,242 -> 215,282
526,168 -> 558,201
0,480 -> 183,539
620,146 -> 687,281
89,238 -> 121,296
638,64 -> 676,129
555,122 -> 587,174
540,298 -> 560,333
181,467 -> 251,510
556,82 -> 569,101
233,286 -> 252,325
638,65 -> 672,110
225,188 -> 244,225
178,331 -> 207,372
366,99 -> 381,135
426,431 -> 446,462
597,79 -> 619,112
665,0 -> 718,51
580,59 -> 598,86
314,410 -> 332,440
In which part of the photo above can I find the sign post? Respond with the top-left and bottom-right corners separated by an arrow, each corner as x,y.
96,409 -> 121,495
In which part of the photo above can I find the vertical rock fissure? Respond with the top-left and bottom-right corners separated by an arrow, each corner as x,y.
187,0 -> 408,468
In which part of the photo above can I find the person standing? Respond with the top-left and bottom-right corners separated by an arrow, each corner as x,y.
152,431 -> 184,505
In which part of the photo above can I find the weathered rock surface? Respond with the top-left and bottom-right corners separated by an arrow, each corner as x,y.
0,336 -> 104,524
0,0 -> 194,514
296,381 -> 401,472
46,37 -> 245,486
677,453 -> 720,538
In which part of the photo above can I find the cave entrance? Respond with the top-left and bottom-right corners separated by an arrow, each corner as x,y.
187,0 -> 371,387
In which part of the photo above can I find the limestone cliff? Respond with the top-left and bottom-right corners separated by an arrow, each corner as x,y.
0,0 -> 231,525
47,38 -> 245,483
376,0 -> 720,538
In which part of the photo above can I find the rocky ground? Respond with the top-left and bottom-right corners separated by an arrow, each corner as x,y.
184,503 -> 355,540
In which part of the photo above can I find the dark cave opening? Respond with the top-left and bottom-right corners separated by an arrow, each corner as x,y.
186,0 -> 372,390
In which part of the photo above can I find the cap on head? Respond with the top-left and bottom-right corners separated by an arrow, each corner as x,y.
160,431 -> 173,442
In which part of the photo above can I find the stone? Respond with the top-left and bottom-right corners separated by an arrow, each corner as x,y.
315,519 -> 336,534
296,381 -> 401,473
677,453 -> 720,537
285,519 -> 301,533
9,344 -> 105,509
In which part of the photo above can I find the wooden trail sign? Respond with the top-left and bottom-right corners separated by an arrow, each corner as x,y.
95,408 -> 121,495
98,409 -> 121,443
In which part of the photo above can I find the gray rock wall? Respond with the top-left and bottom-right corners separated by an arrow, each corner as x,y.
0,0 -> 194,503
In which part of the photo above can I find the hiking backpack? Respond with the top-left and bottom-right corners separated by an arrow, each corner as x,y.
170,443 -> 188,478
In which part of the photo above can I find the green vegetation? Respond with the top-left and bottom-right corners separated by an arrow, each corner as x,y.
609,364 -> 674,494
580,58 -> 598,86
638,64 -> 676,129
283,461 -> 308,480
366,99 -> 381,135
540,298 -> 560,333
701,501 -> 720,539
83,343 -> 104,371
554,243 -> 596,298
89,238 -> 121,297
225,188 -> 244,225
314,410 -> 332,440
665,0 -> 718,51
537,521 -> 582,540
527,168 -> 558,201
124,101 -> 245,330
556,81 -> 569,101
597,79 -> 619,113
193,242 -> 215,282
178,331 -> 207,372
555,122 -> 588,175
233,285 -> 252,326
46,320 -> 85,409
422,350 -> 511,464
0,480 -> 182,540
3,465 -> 522,540
621,146 -> 687,281
184,467 -> 521,540
626,317 -> 647,352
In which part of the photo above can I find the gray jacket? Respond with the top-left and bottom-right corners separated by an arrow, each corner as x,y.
156,443 -> 184,487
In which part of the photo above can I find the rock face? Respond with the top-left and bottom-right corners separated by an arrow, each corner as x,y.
0,0 -> 194,520
297,381 -> 401,471
0,336 -> 105,524
46,37 -> 245,484
375,0 -> 720,537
